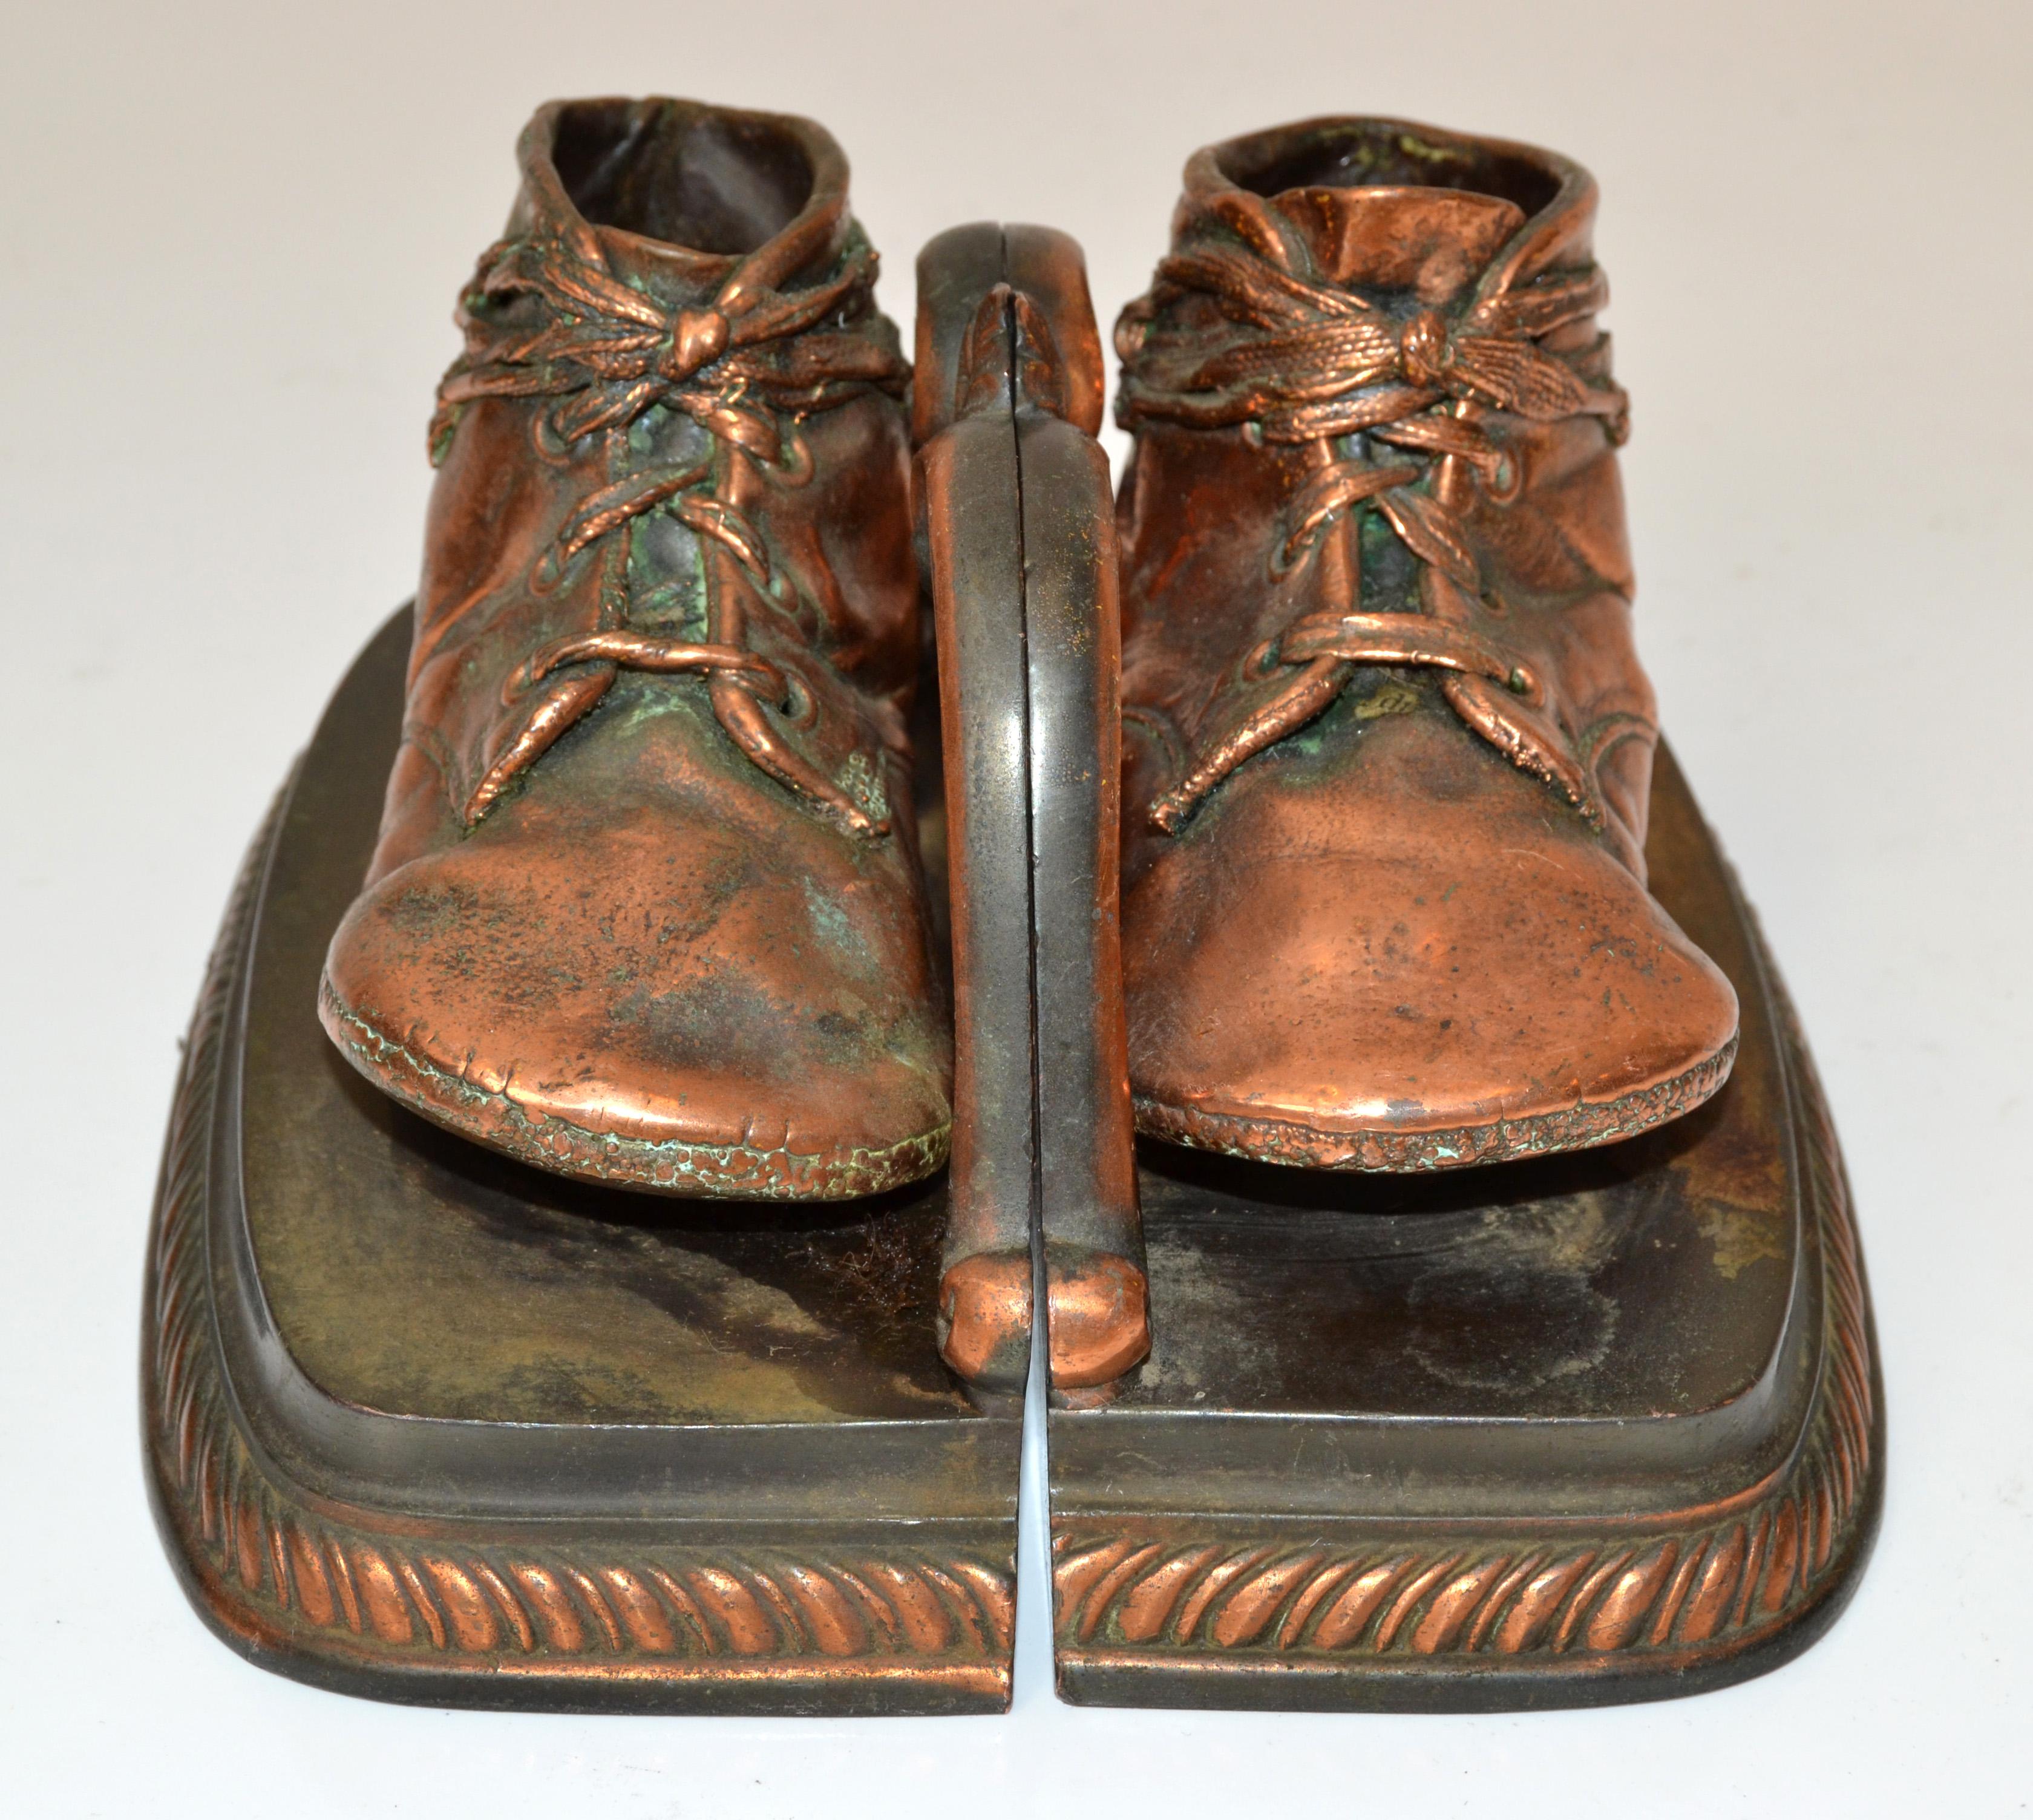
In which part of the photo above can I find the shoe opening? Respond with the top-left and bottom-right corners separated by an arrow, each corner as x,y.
1218,120 -> 1560,218
551,99 -> 814,255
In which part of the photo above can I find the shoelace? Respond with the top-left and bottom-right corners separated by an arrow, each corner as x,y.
430,222 -> 909,836
1116,237 -> 1630,833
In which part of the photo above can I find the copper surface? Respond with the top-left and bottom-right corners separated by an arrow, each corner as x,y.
1046,1252 -> 1151,1390
917,227 -> 1042,1390
1003,242 -> 1151,1395
935,1251 -> 1035,1389
319,99 -> 949,1197
1114,117 -> 1738,1170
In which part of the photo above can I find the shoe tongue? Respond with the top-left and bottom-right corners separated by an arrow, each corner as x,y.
1271,185 -> 1526,303
590,225 -> 743,304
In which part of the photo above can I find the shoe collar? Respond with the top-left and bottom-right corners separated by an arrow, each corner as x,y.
1178,114 -> 1600,305
511,96 -> 854,306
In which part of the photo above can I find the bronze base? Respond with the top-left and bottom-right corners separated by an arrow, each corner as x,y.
143,611 -> 1019,1715
1048,748 -> 1882,1710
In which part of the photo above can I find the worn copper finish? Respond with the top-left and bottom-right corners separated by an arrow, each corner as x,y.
319,98 -> 948,1198
429,215 -> 909,833
1042,1252 -> 1151,1390
935,1252 -> 1035,1389
915,224 -> 1148,1393
1058,1044 -> 1870,1688
1115,118 -> 1739,1170
916,229 -> 1044,1394
1007,249 -> 1151,1396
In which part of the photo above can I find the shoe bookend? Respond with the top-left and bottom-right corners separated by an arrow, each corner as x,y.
1041,122 -> 1882,1712
140,100 -> 1882,1724
140,100 -> 1036,1717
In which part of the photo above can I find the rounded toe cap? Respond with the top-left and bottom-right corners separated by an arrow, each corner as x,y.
1124,788 -> 1738,1170
320,820 -> 951,1197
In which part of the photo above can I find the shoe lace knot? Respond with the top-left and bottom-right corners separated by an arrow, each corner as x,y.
430,224 -> 910,836
1116,235 -> 1631,833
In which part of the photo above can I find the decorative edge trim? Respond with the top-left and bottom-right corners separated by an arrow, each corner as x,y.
1064,996 -> 1872,1686
1132,1035 -> 1740,1173
316,975 -> 951,1202
143,805 -> 1012,1710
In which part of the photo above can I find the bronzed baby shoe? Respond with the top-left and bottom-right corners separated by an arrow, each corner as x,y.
320,97 -> 950,1198
1113,117 -> 1738,1170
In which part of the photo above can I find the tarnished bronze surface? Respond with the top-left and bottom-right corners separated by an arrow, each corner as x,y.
144,610 -> 1020,1714
1049,744 -> 1881,1709
320,99 -> 949,1199
1008,249 -> 1150,1395
916,226 -> 1040,1394
914,226 -> 1148,1392
1114,118 -> 1739,1171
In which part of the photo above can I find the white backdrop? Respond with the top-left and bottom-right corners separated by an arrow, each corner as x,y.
6,2 -> 2029,1813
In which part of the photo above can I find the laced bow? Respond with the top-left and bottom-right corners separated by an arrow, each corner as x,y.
1116,236 -> 1629,833
431,224 -> 910,834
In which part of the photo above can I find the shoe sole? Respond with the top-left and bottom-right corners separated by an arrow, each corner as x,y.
318,975 -> 951,1200
1131,1034 -> 1739,1173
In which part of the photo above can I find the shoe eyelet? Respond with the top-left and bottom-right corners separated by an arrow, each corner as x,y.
1484,447 -> 1524,505
775,670 -> 819,728
530,408 -> 575,468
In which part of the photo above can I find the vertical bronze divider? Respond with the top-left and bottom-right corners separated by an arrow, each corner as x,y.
914,226 -> 1151,1403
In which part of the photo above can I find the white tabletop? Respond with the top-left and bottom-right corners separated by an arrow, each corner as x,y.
7,2 -> 2029,1813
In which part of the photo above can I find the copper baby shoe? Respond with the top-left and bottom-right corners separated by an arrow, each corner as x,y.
1113,117 -> 1738,1171
320,98 -> 949,1197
